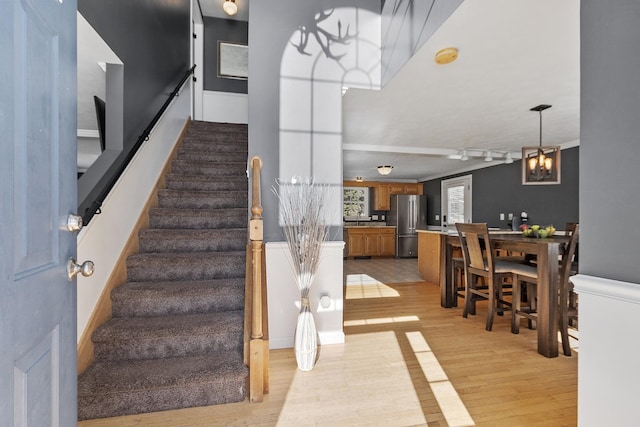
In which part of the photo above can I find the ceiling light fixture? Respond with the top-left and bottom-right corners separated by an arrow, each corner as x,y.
460,149 -> 469,161
522,104 -> 561,185
484,151 -> 493,162
377,165 -> 393,176
222,0 -> 238,16
504,152 -> 514,164
435,47 -> 458,65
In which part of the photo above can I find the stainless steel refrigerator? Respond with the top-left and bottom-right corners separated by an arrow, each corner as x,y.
387,194 -> 427,257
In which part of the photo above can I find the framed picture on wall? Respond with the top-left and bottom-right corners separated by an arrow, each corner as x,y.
218,41 -> 248,79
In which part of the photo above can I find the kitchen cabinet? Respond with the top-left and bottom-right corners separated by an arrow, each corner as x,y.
389,183 -> 423,195
345,227 -> 396,258
378,228 -> 395,256
374,184 -> 390,210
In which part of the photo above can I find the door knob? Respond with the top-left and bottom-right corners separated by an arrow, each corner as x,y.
65,214 -> 83,232
67,258 -> 95,280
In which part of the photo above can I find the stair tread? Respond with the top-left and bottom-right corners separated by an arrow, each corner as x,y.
111,278 -> 245,318
93,311 -> 244,341
78,353 -> 246,393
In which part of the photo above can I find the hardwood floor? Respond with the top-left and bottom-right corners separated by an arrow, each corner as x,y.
79,262 -> 577,427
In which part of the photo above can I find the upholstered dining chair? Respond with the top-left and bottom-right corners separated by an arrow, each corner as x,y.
455,223 -> 536,331
512,224 -> 580,356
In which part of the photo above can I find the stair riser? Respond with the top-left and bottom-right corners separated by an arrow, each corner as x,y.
148,214 -> 246,230
127,257 -> 245,282
177,150 -> 247,162
157,196 -> 247,210
138,236 -> 246,253
93,331 -> 243,362
111,287 -> 244,318
165,178 -> 247,192
170,162 -> 246,176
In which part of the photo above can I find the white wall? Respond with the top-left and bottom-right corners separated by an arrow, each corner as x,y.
76,81 -> 192,340
266,242 -> 345,349
202,90 -> 248,124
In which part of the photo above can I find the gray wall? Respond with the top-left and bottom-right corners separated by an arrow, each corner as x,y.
203,17 -> 248,93
77,0 -> 190,217
249,0 -> 381,242
580,1 -> 640,284
249,0 -> 463,242
422,146 -> 579,229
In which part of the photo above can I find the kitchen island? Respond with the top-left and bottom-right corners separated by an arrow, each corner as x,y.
343,225 -> 396,258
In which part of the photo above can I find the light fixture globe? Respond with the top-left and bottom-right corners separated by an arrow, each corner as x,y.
223,0 -> 237,16
377,165 -> 393,176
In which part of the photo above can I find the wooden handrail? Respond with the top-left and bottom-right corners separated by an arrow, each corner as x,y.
245,156 -> 269,403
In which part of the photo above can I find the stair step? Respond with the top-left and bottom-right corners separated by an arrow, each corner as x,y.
176,149 -> 247,162
77,353 -> 247,420
157,189 -> 247,209
170,159 -> 246,176
127,251 -> 246,282
111,278 -> 245,318
148,208 -> 247,229
165,174 -> 247,191
92,311 -> 243,361
139,228 -> 246,253
180,139 -> 247,151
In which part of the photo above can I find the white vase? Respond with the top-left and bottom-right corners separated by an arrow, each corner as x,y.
294,302 -> 318,371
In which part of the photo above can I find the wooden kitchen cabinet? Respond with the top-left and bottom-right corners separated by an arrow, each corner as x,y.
374,184 -> 391,210
389,183 -> 423,195
378,228 -> 396,256
345,227 -> 396,258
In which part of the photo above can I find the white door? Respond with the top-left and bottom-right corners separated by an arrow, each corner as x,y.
1,0 -> 79,425
441,175 -> 472,231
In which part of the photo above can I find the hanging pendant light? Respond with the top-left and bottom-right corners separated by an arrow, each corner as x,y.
522,104 -> 561,185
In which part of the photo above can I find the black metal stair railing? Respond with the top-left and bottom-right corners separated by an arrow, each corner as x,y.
81,65 -> 196,225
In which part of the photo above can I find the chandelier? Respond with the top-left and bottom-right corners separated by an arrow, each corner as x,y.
522,104 -> 561,185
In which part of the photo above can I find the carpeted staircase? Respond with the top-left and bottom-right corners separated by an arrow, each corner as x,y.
78,121 -> 250,420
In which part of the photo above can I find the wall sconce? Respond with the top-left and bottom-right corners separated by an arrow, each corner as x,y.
377,165 -> 393,176
522,104 -> 561,185
223,0 -> 238,16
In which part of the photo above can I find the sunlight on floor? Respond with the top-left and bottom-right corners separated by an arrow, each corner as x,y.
406,331 -> 475,427
275,331 -> 427,426
344,274 -> 400,299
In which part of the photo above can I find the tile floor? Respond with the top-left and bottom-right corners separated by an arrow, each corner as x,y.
343,257 -> 423,285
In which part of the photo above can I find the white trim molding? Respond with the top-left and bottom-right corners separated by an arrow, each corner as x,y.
265,241 -> 345,350
571,274 -> 640,427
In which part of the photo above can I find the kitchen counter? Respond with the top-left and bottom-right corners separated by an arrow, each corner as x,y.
344,225 -> 396,229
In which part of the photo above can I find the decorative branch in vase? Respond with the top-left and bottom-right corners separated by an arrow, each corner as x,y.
272,176 -> 330,371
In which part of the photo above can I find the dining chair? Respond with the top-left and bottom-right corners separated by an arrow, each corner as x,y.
511,224 -> 580,356
455,223 -> 536,331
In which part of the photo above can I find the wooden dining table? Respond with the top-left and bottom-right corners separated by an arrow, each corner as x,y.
440,231 -> 571,358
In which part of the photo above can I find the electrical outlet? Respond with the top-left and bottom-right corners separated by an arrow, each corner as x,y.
500,213 -> 505,221
508,213 -> 514,220
435,214 -> 440,221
